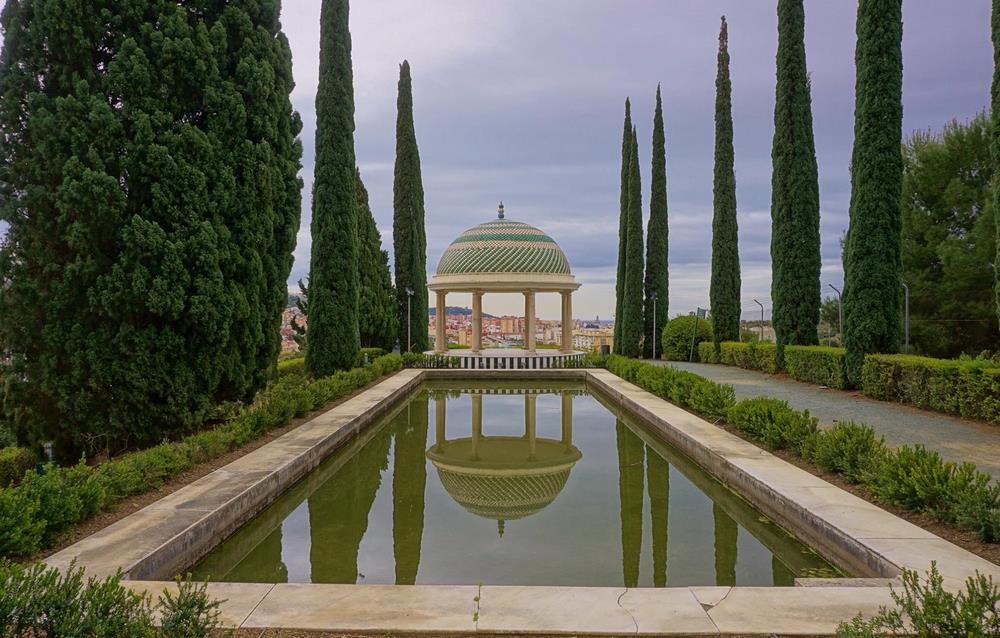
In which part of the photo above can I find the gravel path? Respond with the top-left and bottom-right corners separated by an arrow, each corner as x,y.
654,361 -> 1000,479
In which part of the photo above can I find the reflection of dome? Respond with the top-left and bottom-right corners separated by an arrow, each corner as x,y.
428,437 -> 582,522
435,220 -> 572,276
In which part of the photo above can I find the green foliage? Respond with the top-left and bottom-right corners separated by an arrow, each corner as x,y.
605,356 -> 735,420
0,561 -> 224,638
661,316 -> 713,361
861,354 -> 1000,424
718,341 -> 779,374
277,356 -> 306,378
698,341 -> 720,363
0,0 -> 302,461
710,16 -> 742,344
356,172 -> 398,351
843,0 -> 904,383
644,86 -> 669,358
809,422 -> 886,484
726,397 -> 819,456
0,447 -> 36,488
402,353 -> 461,369
993,0 -> 1000,335
308,0 -> 361,375
902,113 -> 999,358
393,61 -> 429,353
770,0 -> 821,360
785,345 -> 848,389
837,564 -> 1000,638
620,127 -> 645,358
0,355 -> 403,558
615,99 -> 633,353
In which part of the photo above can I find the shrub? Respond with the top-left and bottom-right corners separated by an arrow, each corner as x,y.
698,341 -> 719,363
605,355 -> 735,420
660,316 -> 713,361
0,354 -> 404,559
861,354 -> 1000,424
785,345 -> 848,389
354,347 -> 387,367
837,564 -> 1000,638
0,447 -> 36,487
0,561 -> 224,638
726,397 -> 819,455
807,422 -> 886,484
718,341 -> 779,374
277,356 -> 305,377
402,352 -> 461,368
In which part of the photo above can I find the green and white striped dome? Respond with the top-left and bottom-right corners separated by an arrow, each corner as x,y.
436,219 -> 572,276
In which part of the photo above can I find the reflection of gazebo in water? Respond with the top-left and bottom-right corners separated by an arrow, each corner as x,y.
427,392 -> 582,535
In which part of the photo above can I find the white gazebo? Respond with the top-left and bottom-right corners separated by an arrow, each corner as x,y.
427,204 -> 583,369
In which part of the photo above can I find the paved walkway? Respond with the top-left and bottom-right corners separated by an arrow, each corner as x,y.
655,361 -> 1000,479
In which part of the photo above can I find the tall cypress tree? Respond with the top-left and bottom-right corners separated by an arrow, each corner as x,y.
644,86 -> 669,359
993,0 -> 1000,331
393,61 -> 429,353
356,170 -> 398,351
710,16 -> 742,345
307,0 -> 360,376
842,0 -> 903,383
620,126 -> 645,358
614,99 -> 633,353
770,0 -> 821,364
0,1 -> 301,457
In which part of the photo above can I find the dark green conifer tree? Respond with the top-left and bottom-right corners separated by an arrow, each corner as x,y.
710,16 -> 742,345
614,99 -> 633,353
356,170 -> 398,351
644,86 -> 669,358
307,0 -> 360,376
992,0 -> 1000,331
770,0 -> 821,364
393,61 -> 429,353
842,0 -> 903,383
620,127 -> 645,358
0,0 -> 301,457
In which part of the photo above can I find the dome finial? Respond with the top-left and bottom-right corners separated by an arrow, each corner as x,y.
497,201 -> 505,219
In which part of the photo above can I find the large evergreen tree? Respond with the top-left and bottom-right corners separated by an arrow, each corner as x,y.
307,0 -> 360,376
356,170 -> 398,351
620,126 -> 645,358
0,0 -> 301,457
393,61 -> 429,353
770,0 -> 821,363
644,86 -> 669,359
614,99 -> 633,353
710,16 -> 742,345
842,0 -> 904,383
993,0 -> 1000,331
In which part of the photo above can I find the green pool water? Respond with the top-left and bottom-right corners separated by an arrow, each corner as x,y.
190,381 -> 842,587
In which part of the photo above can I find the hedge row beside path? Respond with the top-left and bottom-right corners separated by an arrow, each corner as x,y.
606,357 -> 1000,543
784,345 -> 848,389
0,354 -> 403,558
862,355 -> 1000,425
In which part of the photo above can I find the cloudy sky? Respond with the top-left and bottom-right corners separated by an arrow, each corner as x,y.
1,2 -> 993,322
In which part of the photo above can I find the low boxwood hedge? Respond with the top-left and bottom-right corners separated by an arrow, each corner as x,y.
605,355 -> 735,420
784,345 -> 847,389
0,447 -> 36,488
661,316 -> 713,361
0,354 -> 403,558
861,354 -> 1000,425
719,341 -> 778,374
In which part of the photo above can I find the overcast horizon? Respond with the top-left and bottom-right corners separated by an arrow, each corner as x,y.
1,1 -> 994,322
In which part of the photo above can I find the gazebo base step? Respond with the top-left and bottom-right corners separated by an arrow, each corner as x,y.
425,349 -> 585,369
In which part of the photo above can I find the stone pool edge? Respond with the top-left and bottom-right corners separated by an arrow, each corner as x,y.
45,368 -> 1000,636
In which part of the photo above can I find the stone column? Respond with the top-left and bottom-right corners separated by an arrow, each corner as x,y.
525,394 -> 537,460
561,291 -> 573,353
472,291 -> 483,353
434,394 -> 446,451
561,393 -> 573,450
471,393 -> 483,460
435,290 -> 447,353
524,290 -> 536,353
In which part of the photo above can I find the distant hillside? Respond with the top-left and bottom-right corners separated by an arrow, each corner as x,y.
429,306 -> 497,318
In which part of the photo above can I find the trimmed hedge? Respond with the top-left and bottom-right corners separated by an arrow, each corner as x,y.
785,345 -> 847,389
402,352 -> 461,368
719,341 -> 779,374
277,355 -> 305,377
606,355 -> 735,420
0,354 -> 403,558
661,316 -> 712,361
862,354 -> 1000,425
698,341 -> 719,363
0,447 -> 36,488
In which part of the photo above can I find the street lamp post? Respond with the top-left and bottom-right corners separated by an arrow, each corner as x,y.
901,280 -> 910,354
650,292 -> 658,361
828,284 -> 843,345
753,299 -> 765,342
405,287 -> 414,353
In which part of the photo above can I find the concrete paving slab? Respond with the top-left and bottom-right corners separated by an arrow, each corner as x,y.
861,537 -> 1000,589
620,588 -> 720,634
705,587 -> 894,635
477,586 -> 637,634
243,583 -> 479,633
689,586 -> 732,609
125,581 -> 273,627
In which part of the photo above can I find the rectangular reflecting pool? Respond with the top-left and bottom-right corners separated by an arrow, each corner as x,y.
191,381 -> 842,587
